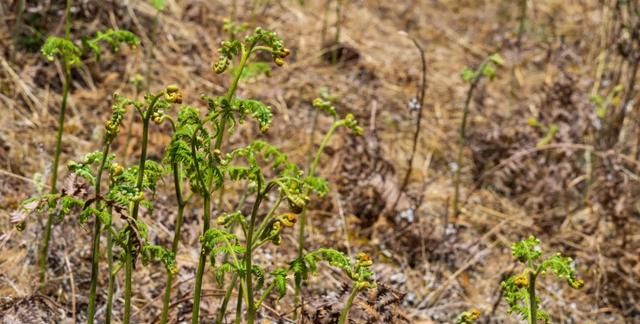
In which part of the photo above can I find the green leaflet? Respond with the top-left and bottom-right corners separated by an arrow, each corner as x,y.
271,268 -> 288,299
141,245 -> 177,275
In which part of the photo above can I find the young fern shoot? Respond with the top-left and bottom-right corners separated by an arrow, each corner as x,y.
38,0 -> 138,285
163,26 -> 290,323
501,236 -> 584,324
114,86 -> 181,323
165,25 -> 366,324
104,167 -> 119,324
293,97 -> 363,320
37,0 -> 74,285
291,249 -> 376,324
159,110 -> 192,323
451,53 -> 503,220
83,93 -> 129,323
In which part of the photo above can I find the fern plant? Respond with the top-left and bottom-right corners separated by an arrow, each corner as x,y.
66,93 -> 128,322
15,87 -> 176,324
501,236 -> 584,324
293,96 -> 363,319
106,144 -> 175,324
18,22 -> 371,324
60,89 -> 175,324
36,0 -> 75,286
168,26 -> 291,324
451,53 -> 503,219
162,26 -> 368,324
37,0 -> 139,285
118,86 -> 182,323
158,107 -> 193,324
292,249 -> 376,324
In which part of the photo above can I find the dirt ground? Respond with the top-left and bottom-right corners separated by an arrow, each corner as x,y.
1,0 -> 639,323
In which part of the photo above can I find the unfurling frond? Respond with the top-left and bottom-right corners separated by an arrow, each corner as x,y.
41,37 -> 81,66
540,254 -> 584,289
213,40 -> 241,74
84,29 -> 139,61
511,235 -> 542,263
245,27 -> 288,64
234,99 -> 273,132
312,97 -> 337,118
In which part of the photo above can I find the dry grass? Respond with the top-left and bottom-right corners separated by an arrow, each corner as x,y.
0,0 -> 639,323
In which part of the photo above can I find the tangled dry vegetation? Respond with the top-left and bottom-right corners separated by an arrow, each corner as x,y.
0,0 -> 639,323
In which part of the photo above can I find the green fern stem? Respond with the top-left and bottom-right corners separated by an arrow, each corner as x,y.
192,193 -> 210,324
452,76 -> 479,220
160,162 -> 186,324
191,126 -> 213,324
234,283 -> 243,324
216,186 -> 255,323
255,282 -> 275,310
39,61 -> 71,285
123,245 -> 133,323
528,270 -> 537,324
215,42 -> 253,150
338,284 -> 361,324
293,122 -> 339,319
87,143 -> 111,323
216,273 -> 239,324
253,193 -> 283,243
105,208 -> 115,324
310,122 -> 338,177
124,94 -> 161,324
244,177 -> 264,324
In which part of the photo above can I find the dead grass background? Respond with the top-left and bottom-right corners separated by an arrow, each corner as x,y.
0,0 -> 639,323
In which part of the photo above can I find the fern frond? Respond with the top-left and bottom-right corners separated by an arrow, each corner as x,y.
141,244 -> 178,275
215,262 -> 237,286
41,36 -> 81,66
271,268 -> 288,299
84,29 -> 139,61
